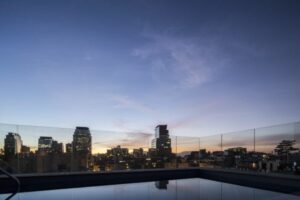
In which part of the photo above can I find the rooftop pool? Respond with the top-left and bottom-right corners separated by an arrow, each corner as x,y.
1,178 -> 299,200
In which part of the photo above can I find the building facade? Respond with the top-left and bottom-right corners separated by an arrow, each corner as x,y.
4,132 -> 22,160
73,127 -> 92,154
72,127 -> 92,171
151,125 -> 172,160
38,136 -> 53,154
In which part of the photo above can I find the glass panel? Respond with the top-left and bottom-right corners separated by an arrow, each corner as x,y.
199,135 -> 222,168
222,129 -> 255,170
2,121 -> 300,176
294,121 -> 300,149
166,135 -> 177,169
76,129 -> 153,172
222,129 -> 254,152
0,123 -> 19,173
255,122 -> 296,174
17,125 -> 73,174
2,123 -> 182,174
293,121 -> 300,174
255,123 -> 295,153
176,136 -> 200,168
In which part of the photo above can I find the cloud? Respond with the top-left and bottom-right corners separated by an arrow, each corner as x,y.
168,100 -> 221,131
111,95 -> 154,113
169,116 -> 198,130
132,31 -> 228,88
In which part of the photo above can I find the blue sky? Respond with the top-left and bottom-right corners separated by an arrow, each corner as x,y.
0,0 -> 300,137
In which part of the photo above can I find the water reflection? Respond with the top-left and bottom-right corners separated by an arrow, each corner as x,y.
0,178 -> 299,200
155,180 -> 169,189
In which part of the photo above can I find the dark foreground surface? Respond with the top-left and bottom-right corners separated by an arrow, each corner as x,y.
1,168 -> 300,196
1,178 -> 300,200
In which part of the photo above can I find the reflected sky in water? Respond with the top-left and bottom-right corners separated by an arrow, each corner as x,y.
1,178 -> 300,200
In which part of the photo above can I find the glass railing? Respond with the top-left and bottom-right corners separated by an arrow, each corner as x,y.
199,122 -> 300,174
199,134 -> 222,168
175,136 -> 200,168
0,121 -> 299,176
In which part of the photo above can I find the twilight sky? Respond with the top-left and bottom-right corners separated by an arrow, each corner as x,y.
0,0 -> 300,138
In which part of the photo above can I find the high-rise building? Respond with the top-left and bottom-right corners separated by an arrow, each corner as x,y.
4,132 -> 22,159
73,127 -> 92,154
66,143 -> 73,153
106,145 -> 130,170
147,148 -> 157,158
72,127 -> 92,171
133,148 -> 144,158
52,140 -> 64,154
199,149 -> 208,159
152,125 -> 172,159
38,136 -> 63,154
21,145 -> 30,154
38,136 -> 53,153
109,145 -> 129,158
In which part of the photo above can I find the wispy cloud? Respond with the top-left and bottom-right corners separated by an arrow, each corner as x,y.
132,31 -> 228,88
111,95 -> 154,113
168,100 -> 221,130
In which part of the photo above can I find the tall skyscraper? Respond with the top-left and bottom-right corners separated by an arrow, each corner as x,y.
73,127 -> 92,154
152,125 -> 172,159
38,136 -> 53,154
72,127 -> 92,171
4,132 -> 22,159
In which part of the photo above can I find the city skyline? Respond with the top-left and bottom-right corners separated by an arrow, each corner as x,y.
1,0 -> 300,137
1,121 -> 299,154
1,122 -> 299,174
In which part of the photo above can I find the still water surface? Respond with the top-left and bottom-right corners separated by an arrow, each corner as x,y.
1,178 -> 299,200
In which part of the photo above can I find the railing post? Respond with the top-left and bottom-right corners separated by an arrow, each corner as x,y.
221,134 -> 223,152
16,125 -> 20,174
221,134 -> 223,168
175,136 -> 178,168
254,128 -> 256,152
